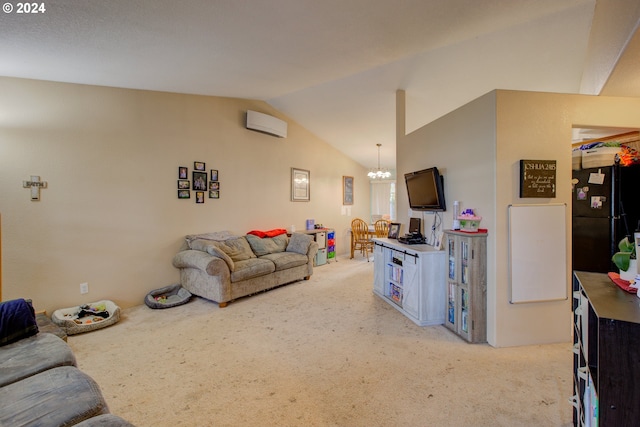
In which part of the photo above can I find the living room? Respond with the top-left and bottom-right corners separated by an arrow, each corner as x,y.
0,77 -> 369,315
2,2 -> 640,425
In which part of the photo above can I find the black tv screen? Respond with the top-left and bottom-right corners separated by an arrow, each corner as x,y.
404,167 -> 446,211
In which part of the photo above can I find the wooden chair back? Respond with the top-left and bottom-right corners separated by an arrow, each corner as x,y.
351,218 -> 370,242
374,219 -> 390,238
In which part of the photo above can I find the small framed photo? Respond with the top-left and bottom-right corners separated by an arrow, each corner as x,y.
343,176 -> 354,205
178,190 -> 190,199
209,181 -> 220,190
192,171 -> 207,190
194,161 -> 206,171
291,167 -> 310,202
388,223 -> 401,239
178,180 -> 190,189
209,190 -> 220,199
196,191 -> 205,203
210,169 -> 218,181
178,166 -> 188,179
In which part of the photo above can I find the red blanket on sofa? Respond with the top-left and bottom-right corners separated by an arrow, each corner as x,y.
247,228 -> 288,238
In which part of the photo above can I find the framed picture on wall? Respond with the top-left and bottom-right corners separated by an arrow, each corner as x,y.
178,180 -> 190,189
343,176 -> 354,205
291,168 -> 310,202
178,190 -> 190,199
209,190 -> 220,199
194,161 -> 206,171
178,166 -> 188,179
196,191 -> 205,203
210,169 -> 218,181
192,171 -> 207,190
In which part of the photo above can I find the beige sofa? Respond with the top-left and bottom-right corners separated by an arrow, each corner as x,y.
172,231 -> 318,307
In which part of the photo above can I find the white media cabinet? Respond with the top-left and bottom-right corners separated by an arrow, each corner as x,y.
372,238 -> 446,326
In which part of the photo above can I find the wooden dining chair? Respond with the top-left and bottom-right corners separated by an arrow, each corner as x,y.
351,218 -> 374,261
374,219 -> 390,238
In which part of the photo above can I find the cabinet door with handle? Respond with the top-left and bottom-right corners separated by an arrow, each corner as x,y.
401,256 -> 420,318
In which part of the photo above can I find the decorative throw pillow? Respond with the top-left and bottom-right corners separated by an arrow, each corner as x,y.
245,234 -> 288,257
212,237 -> 256,262
286,233 -> 313,255
188,239 -> 235,271
0,298 -> 38,347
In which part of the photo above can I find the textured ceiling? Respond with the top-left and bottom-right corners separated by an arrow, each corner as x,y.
1,0 -> 639,170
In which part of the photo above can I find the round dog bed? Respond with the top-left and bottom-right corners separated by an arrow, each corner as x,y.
145,284 -> 192,309
52,300 -> 120,335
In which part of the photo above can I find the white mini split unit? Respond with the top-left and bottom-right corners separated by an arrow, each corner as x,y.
246,110 -> 288,138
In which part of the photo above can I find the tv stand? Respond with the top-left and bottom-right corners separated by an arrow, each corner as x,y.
372,238 -> 445,326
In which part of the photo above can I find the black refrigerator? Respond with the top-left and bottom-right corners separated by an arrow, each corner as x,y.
572,164 -> 640,273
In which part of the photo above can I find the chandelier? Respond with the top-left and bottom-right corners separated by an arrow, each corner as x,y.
367,143 -> 391,179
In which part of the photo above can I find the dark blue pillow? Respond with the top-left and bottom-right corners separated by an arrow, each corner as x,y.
0,298 -> 38,346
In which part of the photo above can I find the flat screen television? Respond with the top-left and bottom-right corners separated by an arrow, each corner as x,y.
404,167 -> 446,211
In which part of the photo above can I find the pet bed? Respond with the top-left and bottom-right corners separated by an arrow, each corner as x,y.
145,284 -> 192,309
51,300 -> 120,335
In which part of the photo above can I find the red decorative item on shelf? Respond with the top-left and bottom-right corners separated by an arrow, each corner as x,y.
607,272 -> 638,293
457,228 -> 488,234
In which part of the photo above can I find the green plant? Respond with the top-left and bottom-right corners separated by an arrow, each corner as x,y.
612,236 -> 636,272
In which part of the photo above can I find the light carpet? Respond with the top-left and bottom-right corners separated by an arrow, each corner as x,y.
68,255 -> 572,427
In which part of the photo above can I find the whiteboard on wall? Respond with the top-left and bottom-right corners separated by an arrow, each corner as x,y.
508,203 -> 567,303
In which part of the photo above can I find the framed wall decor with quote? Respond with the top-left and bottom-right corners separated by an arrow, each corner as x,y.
519,159 -> 556,198
291,168 -> 310,202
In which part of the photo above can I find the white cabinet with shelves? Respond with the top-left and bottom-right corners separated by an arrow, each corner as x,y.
372,238 -> 446,326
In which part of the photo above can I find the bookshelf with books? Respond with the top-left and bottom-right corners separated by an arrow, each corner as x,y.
443,230 -> 487,343
372,238 -> 446,326
572,271 -> 640,426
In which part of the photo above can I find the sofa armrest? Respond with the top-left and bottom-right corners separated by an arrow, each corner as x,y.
173,250 -> 229,276
307,241 -> 319,261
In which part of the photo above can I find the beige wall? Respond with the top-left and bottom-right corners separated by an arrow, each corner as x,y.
398,89 -> 640,347
0,77 -> 369,314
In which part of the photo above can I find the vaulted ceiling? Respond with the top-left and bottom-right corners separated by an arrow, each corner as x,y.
1,0 -> 639,170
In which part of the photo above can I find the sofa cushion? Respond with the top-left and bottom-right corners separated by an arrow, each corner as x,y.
188,239 -> 236,271
0,333 -> 77,387
286,233 -> 314,255
245,234 -> 288,257
260,252 -> 309,271
231,258 -> 276,282
0,298 -> 38,347
185,230 -> 237,244
0,366 -> 109,426
212,237 -> 256,262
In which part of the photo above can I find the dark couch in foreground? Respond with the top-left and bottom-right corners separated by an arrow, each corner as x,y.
0,298 -> 134,426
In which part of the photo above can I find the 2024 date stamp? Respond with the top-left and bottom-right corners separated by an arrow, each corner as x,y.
3,2 -> 47,13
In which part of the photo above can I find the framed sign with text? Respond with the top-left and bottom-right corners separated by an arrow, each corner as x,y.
519,159 -> 556,198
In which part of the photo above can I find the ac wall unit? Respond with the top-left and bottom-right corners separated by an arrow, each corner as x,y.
246,110 -> 287,138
